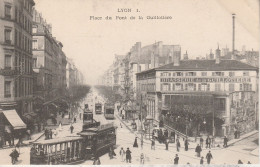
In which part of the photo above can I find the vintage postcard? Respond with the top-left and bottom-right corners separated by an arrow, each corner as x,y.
0,0 -> 259,165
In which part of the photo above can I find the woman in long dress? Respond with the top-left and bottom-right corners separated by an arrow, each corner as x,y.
133,137 -> 138,147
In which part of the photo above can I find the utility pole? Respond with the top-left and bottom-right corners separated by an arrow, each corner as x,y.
140,94 -> 143,142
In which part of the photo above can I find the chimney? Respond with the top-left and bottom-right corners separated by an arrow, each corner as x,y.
232,13 -> 236,59
173,52 -> 180,66
183,50 -> 188,60
215,44 -> 221,64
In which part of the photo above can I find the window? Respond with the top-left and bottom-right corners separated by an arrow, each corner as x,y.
5,5 -> 11,19
229,72 -> 235,77
215,84 -> 221,91
229,84 -> 234,92
188,83 -> 194,91
185,83 -> 188,90
243,71 -> 249,76
175,83 -> 183,91
32,27 -> 37,33
161,84 -> 169,91
176,72 -> 183,76
243,84 -> 252,91
201,83 -> 208,91
214,98 -> 226,111
212,72 -> 224,76
4,81 -> 11,98
5,55 -> 11,69
201,72 -> 207,76
4,28 -> 12,44
186,72 -> 196,76
239,84 -> 243,91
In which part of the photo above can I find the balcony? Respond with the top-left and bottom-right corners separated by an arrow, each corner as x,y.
0,68 -> 19,76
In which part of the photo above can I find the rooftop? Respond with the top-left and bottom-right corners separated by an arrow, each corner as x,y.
137,59 -> 258,74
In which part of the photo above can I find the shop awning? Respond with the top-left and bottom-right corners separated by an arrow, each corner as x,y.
2,110 -> 27,130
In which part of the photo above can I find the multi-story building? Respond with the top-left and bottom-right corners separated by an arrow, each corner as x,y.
136,47 -> 258,138
32,9 -> 67,102
0,0 -> 35,145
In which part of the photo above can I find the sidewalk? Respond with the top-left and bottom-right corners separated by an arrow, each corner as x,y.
0,131 -> 44,150
116,114 -> 258,151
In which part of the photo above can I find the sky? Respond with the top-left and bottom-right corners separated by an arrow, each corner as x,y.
33,0 -> 259,85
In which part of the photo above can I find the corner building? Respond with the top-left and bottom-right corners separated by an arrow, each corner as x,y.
136,57 -> 258,138
0,0 -> 35,146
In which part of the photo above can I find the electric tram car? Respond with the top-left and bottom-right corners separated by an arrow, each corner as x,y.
30,105 -> 117,165
95,103 -> 102,114
104,103 -> 115,119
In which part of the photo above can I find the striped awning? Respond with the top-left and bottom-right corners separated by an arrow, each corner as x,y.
2,110 -> 27,130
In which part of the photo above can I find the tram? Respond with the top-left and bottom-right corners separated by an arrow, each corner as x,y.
95,103 -> 102,114
30,106 -> 117,165
30,137 -> 84,165
104,103 -> 114,119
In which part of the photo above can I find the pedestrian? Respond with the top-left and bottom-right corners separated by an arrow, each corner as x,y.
45,128 -> 49,140
200,156 -> 204,164
176,138 -> 181,152
120,123 -> 122,128
133,137 -> 138,147
125,147 -> 132,163
238,160 -> 243,164
195,144 -> 202,157
10,148 -> 19,164
223,136 -> 228,148
234,130 -> 238,139
74,117 -> 76,123
200,137 -> 204,148
70,124 -> 74,134
184,138 -> 189,151
49,129 -> 53,139
140,153 -> 145,164
174,154 -> 179,165
206,150 -> 213,164
151,138 -> 155,150
53,129 -> 57,138
119,147 -> 125,162
27,129 -> 31,140
206,136 -> 211,149
141,139 -> 143,149
165,139 -> 169,150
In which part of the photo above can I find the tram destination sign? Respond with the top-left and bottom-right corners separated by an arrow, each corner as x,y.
160,77 -> 251,83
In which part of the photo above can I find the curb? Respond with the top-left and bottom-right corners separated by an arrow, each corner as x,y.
227,131 -> 258,147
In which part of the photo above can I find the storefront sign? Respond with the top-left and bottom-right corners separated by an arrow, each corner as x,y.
160,77 -> 251,83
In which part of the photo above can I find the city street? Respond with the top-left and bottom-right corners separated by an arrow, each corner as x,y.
0,88 -> 258,165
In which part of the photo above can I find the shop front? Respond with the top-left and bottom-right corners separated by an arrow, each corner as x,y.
0,109 -> 27,147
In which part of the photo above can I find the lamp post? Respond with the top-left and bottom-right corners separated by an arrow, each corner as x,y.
185,117 -> 189,137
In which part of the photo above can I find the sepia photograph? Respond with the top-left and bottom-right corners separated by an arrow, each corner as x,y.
0,0 -> 259,165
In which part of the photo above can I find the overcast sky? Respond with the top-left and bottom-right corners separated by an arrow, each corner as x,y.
34,0 -> 259,85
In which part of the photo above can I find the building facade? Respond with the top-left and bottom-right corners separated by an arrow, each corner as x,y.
0,0 -> 35,145
32,9 -> 67,102
136,48 -> 258,138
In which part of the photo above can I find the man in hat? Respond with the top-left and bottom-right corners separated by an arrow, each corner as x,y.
206,150 -> 213,164
174,154 -> 179,164
125,147 -> 132,163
